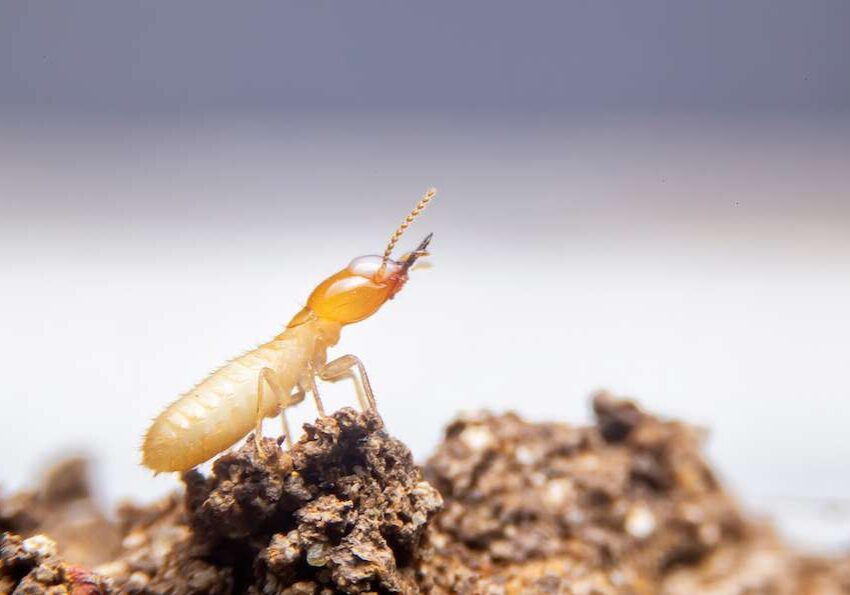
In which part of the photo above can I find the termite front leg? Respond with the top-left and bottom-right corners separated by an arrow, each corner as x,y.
305,362 -> 327,417
255,368 -> 288,457
318,355 -> 378,415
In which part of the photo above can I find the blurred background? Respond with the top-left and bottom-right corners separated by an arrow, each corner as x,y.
1,1 -> 848,551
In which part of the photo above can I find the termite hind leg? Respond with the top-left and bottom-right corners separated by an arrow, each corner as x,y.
255,368 -> 286,459
319,354 -> 379,416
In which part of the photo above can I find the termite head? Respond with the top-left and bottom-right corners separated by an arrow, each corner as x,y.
289,189 -> 436,327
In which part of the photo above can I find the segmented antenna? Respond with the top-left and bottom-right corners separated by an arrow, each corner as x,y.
380,188 -> 437,269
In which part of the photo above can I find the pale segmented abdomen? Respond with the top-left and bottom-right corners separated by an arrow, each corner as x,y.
142,325 -> 316,472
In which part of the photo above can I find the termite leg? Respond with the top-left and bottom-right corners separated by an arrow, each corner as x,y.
279,407 -> 293,450
331,370 -> 368,411
319,355 -> 378,415
305,363 -> 327,417
280,386 -> 307,449
255,368 -> 287,457
315,368 -> 367,410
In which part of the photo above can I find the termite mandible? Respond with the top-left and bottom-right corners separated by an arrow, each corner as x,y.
142,189 -> 436,472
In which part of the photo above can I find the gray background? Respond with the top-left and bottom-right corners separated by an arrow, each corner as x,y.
1,1 -> 849,551
2,1 -> 849,114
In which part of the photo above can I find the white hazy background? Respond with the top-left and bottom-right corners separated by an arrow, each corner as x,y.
1,2 -> 849,552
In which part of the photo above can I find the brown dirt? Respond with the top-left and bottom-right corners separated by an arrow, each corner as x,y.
420,393 -> 792,593
2,396 -> 849,594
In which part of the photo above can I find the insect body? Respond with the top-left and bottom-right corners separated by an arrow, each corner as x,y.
142,189 -> 436,472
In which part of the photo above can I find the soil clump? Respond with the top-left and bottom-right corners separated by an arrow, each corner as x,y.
2,397 -> 849,594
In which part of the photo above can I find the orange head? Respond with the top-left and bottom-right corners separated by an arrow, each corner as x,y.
288,189 -> 435,327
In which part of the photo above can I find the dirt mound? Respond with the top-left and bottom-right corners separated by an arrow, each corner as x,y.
2,396 -> 849,594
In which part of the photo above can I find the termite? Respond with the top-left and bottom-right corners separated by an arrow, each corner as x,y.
142,189 -> 436,472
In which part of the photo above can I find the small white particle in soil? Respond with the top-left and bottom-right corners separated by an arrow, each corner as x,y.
625,504 -> 657,539
459,426 -> 495,452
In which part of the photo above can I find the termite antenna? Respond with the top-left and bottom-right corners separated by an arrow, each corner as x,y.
379,188 -> 437,276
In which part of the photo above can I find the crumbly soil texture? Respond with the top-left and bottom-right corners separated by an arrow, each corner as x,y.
2,398 -> 850,594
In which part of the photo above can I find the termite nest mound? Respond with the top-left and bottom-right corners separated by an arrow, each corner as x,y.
173,408 -> 442,594
4,396 -> 850,594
